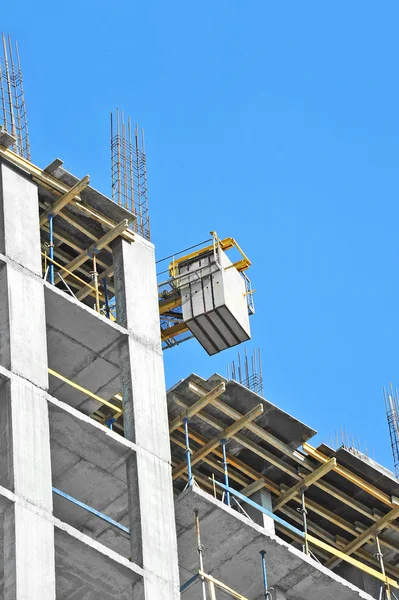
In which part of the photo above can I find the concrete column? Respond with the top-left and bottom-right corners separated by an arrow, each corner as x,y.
113,235 -> 180,600
246,489 -> 275,536
0,161 -> 55,598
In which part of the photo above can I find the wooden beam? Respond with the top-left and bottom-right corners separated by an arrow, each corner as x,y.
171,423 -> 399,578
59,219 -> 129,278
308,534 -> 398,588
185,383 -> 397,527
303,443 -> 393,508
172,404 -> 263,480
40,175 -> 90,225
273,458 -> 337,512
324,503 -> 399,569
169,382 -> 225,433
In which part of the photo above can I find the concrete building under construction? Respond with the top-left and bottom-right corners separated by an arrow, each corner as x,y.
1,33 -> 399,600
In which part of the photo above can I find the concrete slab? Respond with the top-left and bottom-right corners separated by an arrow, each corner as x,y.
44,284 -> 127,414
54,518 -> 143,600
48,394 -> 133,555
168,374 -> 316,452
175,486 -> 375,600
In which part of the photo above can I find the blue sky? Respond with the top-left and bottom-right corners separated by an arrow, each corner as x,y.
5,1 -> 399,468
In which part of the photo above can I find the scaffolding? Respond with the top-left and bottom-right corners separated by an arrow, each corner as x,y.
0,33 -> 30,160
110,108 -> 150,240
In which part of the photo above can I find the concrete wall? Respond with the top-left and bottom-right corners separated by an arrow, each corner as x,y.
0,159 -> 56,599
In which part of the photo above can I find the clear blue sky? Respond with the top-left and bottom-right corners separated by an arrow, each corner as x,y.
5,1 -> 399,469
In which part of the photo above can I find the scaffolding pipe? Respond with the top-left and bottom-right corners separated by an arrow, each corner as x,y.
195,510 -> 207,600
48,214 -> 54,284
221,438 -> 230,507
260,550 -> 269,600
184,417 -> 193,487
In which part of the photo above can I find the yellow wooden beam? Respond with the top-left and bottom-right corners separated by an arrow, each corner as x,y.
172,404 -> 263,480
40,175 -> 90,225
273,458 -> 337,512
303,442 -> 392,507
324,503 -> 399,569
169,382 -> 225,433
308,534 -> 398,588
48,368 -> 122,417
59,219 -> 129,278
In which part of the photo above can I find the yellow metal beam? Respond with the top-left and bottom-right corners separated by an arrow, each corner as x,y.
48,368 -> 122,417
273,458 -> 337,512
169,382 -> 225,433
159,296 -> 182,314
308,533 -> 398,588
324,504 -> 399,569
59,219 -> 129,278
172,404 -> 263,480
161,322 -> 189,341
39,175 -> 90,225
303,442 -> 393,507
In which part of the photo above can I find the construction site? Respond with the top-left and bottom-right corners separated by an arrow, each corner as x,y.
1,32 -> 399,600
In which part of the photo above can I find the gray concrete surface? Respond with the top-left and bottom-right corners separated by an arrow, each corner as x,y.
45,283 -> 127,414
0,160 -> 56,598
113,235 -> 180,600
176,485 -> 376,600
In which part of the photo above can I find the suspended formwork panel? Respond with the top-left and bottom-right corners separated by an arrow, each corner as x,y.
179,247 -> 251,355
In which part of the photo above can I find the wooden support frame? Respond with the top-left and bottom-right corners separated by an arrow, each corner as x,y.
59,219 -> 129,278
39,175 -> 90,225
324,504 -> 399,569
303,442 -> 393,507
172,404 -> 263,480
169,382 -> 225,433
185,382 -> 399,530
273,458 -> 337,512
76,264 -> 114,301
171,394 -> 399,562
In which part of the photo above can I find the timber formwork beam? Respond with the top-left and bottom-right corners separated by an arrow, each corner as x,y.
172,403 -> 263,480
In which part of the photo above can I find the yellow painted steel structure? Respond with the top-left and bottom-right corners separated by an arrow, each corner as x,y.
168,231 -> 251,279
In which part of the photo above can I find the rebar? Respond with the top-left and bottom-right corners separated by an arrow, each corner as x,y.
0,33 -> 30,159
229,347 -> 264,396
110,109 -> 150,240
384,384 -> 399,479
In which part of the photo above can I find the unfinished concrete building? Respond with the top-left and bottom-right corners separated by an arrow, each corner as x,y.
1,32 -> 399,600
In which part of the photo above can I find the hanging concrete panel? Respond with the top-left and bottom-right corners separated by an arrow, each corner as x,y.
179,249 -> 250,355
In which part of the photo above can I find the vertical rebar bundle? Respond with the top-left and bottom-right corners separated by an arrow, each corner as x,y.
228,348 -> 264,396
384,384 -> 399,479
0,33 -> 30,160
110,108 -> 150,240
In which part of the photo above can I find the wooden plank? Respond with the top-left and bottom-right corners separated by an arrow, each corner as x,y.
303,443 -> 393,507
273,458 -> 337,512
169,382 -> 225,433
40,175 -> 90,225
325,504 -> 399,569
59,219 -> 129,277
172,404 -> 263,480
308,534 -> 398,588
